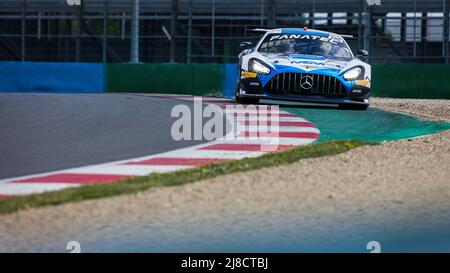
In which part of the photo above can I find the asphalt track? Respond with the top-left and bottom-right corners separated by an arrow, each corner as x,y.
2,93 -> 449,182
0,94 -> 321,196
0,93 -> 210,179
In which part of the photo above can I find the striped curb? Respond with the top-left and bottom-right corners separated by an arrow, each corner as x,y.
0,95 -> 320,197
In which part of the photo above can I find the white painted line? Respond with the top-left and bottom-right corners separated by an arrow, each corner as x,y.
211,138 -> 315,146
154,148 -> 265,159
235,125 -> 319,133
0,183 -> 79,195
67,165 -> 190,176
233,116 -> 308,122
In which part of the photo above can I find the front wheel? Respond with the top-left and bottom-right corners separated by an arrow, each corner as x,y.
338,104 -> 369,111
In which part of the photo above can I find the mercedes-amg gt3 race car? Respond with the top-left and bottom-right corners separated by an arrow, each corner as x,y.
236,28 -> 371,110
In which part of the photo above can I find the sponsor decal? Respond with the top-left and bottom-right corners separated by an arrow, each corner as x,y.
291,60 -> 326,66
354,79 -> 371,88
269,34 -> 344,45
241,71 -> 258,78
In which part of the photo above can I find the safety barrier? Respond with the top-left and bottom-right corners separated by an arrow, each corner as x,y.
0,61 -> 103,93
372,64 -> 450,99
105,63 -> 225,96
0,62 -> 449,99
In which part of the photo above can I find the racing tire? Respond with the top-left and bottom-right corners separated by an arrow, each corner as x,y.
338,104 -> 369,111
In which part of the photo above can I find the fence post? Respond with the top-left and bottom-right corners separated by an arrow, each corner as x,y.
130,0 -> 140,63
443,0 -> 449,63
170,0 -> 178,63
187,0 -> 193,63
103,0 -> 109,63
21,0 -> 26,62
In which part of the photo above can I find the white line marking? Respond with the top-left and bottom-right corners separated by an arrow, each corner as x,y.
0,183 -> 78,195
234,116 -> 308,122
68,165 -> 190,176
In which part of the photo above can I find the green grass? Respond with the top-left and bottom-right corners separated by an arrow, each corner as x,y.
0,140 -> 371,215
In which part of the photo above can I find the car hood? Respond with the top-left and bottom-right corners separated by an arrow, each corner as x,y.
260,53 -> 350,72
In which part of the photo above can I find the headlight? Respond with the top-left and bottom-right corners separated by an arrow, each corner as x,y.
343,67 -> 362,80
249,59 -> 270,75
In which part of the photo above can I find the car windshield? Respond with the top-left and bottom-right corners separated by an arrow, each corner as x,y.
258,33 -> 353,60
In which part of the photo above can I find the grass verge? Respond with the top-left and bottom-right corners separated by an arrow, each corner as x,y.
0,140 -> 371,215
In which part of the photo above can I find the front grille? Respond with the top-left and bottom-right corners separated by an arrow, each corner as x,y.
263,72 -> 347,98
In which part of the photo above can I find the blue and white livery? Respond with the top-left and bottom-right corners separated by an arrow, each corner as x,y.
236,28 -> 371,110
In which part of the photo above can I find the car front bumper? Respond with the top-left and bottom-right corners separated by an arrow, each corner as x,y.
238,76 -> 371,106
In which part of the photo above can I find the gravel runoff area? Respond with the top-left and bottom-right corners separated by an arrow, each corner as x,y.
0,98 -> 449,252
371,97 -> 450,122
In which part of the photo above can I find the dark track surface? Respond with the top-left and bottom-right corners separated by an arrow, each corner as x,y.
0,93 -> 209,179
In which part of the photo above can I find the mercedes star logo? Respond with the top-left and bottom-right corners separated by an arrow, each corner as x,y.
300,75 -> 313,90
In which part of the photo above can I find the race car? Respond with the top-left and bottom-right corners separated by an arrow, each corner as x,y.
236,28 -> 371,110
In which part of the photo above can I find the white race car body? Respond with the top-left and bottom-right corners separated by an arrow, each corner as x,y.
237,28 -> 371,110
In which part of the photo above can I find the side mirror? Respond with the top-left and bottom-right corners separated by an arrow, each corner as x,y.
357,49 -> 369,57
240,41 -> 253,49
